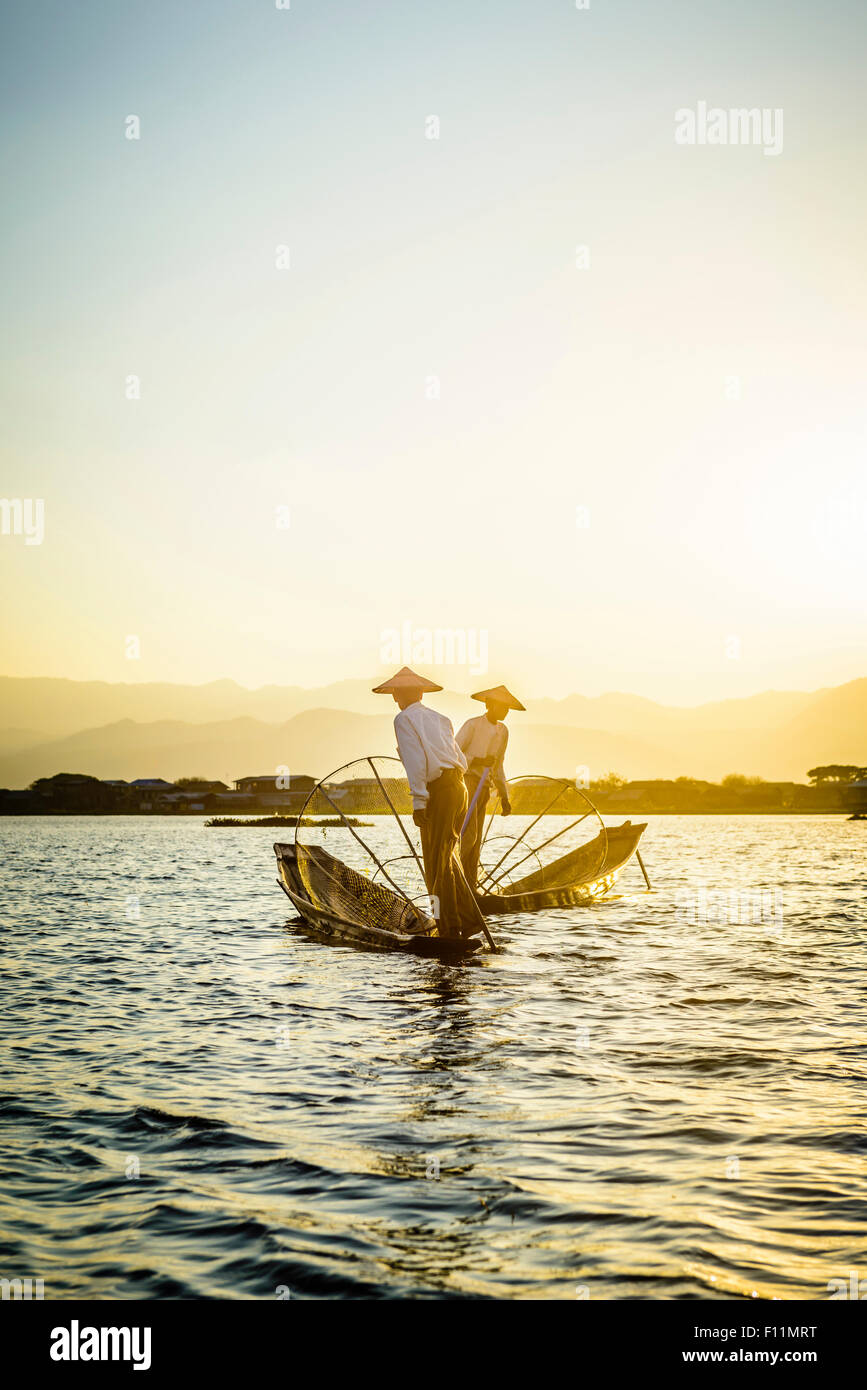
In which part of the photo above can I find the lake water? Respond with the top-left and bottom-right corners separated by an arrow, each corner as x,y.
1,814 -> 864,1300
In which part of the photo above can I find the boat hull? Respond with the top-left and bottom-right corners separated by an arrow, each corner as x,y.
478,821 -> 647,914
274,842 -> 481,956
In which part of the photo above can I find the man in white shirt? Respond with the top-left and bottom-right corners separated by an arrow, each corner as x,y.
456,684 -> 525,889
372,666 -> 485,939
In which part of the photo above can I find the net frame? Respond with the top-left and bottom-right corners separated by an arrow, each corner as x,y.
292,762 -> 609,922
475,774 -> 608,895
293,756 -> 435,930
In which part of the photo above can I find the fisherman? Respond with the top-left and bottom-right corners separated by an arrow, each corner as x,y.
372,666 -> 486,939
456,684 -> 525,890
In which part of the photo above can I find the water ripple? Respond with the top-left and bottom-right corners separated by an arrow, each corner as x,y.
1,814 -> 865,1299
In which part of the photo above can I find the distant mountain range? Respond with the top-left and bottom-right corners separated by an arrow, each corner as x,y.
0,674 -> 864,786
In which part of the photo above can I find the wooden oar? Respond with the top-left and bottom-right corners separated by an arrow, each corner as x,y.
460,766 -> 490,836
636,849 -> 652,889
454,854 -> 497,952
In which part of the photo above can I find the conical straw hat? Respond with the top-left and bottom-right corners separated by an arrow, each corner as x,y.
471,684 -> 525,711
372,666 -> 443,694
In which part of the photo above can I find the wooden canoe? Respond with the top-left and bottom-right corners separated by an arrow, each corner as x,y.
274,841 -> 483,956
477,820 -> 648,914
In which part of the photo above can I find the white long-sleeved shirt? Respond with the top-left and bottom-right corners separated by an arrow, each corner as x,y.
456,715 -> 510,801
394,701 -> 467,809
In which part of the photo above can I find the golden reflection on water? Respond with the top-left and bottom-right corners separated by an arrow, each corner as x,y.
1,814 -> 865,1298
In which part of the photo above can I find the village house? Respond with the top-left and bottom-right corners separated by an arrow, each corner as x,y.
234,775 -> 317,796
232,774 -> 317,809
128,778 -> 178,810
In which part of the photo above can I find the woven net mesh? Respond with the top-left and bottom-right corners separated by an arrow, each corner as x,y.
293,756 -> 434,935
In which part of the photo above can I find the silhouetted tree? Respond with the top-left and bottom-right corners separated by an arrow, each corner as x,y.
807,765 -> 866,785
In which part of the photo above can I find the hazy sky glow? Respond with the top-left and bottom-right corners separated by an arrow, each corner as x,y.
1,0 -> 865,703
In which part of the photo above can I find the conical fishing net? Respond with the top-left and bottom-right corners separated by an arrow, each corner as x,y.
294,756 -> 435,935
291,762 -> 609,932
476,775 -> 608,896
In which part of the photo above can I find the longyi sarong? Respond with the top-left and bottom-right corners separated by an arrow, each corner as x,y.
420,768 -> 487,938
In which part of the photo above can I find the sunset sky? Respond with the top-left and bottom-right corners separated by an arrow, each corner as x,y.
1,0 -> 865,704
